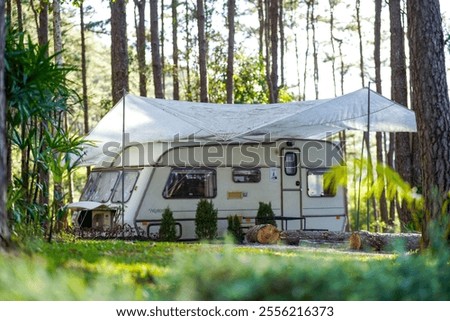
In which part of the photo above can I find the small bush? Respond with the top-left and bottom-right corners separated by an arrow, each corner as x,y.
159,207 -> 177,242
256,202 -> 276,226
195,200 -> 218,240
227,215 -> 243,243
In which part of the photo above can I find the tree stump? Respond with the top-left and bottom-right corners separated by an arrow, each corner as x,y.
245,224 -> 280,244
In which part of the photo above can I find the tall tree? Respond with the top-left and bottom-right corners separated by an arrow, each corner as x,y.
134,0 -> 147,97
171,0 -> 180,100
80,1 -> 89,136
52,0 -> 68,232
34,0 -> 49,48
268,0 -> 278,103
390,0 -> 413,230
135,0 -> 147,97
407,0 -> 450,247
150,0 -> 164,98
196,0 -> 208,102
355,0 -> 364,87
226,0 -> 235,104
328,0 -> 337,97
257,0 -> 264,58
184,0 -> 193,101
31,0 -> 50,207
279,0 -> 285,87
0,0 -> 11,250
15,0 -> 23,32
111,0 -> 129,104
53,0 -> 63,66
160,0 -> 166,95
374,0 -> 388,230
311,1 -> 318,99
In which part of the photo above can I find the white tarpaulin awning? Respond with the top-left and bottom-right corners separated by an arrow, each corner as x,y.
73,88 -> 417,167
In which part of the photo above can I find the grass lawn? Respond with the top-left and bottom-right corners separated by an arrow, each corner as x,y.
0,238 -> 448,300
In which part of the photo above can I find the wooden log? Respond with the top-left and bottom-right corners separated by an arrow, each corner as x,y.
281,230 -> 421,251
245,224 -> 280,244
351,231 -> 421,252
281,230 -> 348,245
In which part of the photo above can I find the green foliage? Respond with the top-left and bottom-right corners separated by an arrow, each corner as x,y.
226,215 -> 243,243
159,207 -> 178,242
5,28 -> 83,239
1,239 -> 449,300
256,202 -> 276,226
207,50 -> 294,104
325,158 -> 424,231
160,244 -> 450,300
195,199 -> 218,240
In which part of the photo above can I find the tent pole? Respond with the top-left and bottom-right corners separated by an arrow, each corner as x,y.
122,89 -> 126,238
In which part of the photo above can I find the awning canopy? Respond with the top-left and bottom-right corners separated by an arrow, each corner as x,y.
74,88 -> 416,167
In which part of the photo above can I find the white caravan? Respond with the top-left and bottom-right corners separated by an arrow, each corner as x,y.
67,88 -> 417,239
70,139 -> 346,239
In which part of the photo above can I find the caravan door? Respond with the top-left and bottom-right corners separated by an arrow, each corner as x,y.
281,148 -> 302,230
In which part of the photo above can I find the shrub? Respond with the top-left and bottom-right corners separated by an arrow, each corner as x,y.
256,202 -> 276,226
159,207 -> 177,242
227,215 -> 243,243
195,200 -> 218,240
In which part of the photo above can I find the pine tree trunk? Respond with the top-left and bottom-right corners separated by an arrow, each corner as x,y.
37,0 -> 48,48
184,1 -> 192,101
196,0 -> 208,102
310,1 -> 318,100
0,0 -> 11,250
374,0 -> 388,230
355,0 -> 365,87
160,0 -> 166,95
328,0 -> 337,97
390,0 -> 413,231
257,0 -> 264,58
407,0 -> 450,248
171,0 -> 180,100
279,0 -> 285,87
111,0 -> 129,104
150,0 -> 164,98
135,0 -> 147,97
15,0 -> 23,32
269,0 -> 278,103
80,2 -> 89,135
303,1 -> 311,98
226,0 -> 235,104
35,0 -> 50,212
6,0 -> 11,21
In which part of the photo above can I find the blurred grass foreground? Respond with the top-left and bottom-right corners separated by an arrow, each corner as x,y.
0,239 -> 449,300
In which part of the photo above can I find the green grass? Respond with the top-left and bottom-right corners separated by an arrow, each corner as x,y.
0,239 -> 448,300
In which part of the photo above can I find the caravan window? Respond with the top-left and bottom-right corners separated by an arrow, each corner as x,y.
232,168 -> 261,183
284,152 -> 298,176
80,171 -> 120,202
112,171 -> 140,203
307,169 -> 336,197
163,168 -> 216,199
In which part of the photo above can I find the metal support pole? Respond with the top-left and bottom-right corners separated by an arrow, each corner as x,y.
366,83 -> 371,231
122,89 -> 126,237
